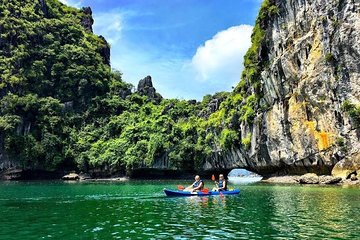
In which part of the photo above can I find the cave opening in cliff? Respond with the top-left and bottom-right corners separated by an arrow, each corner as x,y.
227,168 -> 263,184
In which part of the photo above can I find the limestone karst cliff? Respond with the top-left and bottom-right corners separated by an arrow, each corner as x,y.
1,0 -> 359,179
0,0 -> 114,175
204,0 -> 360,177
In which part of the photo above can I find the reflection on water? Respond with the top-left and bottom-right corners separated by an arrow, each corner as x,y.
0,181 -> 359,239
183,195 -> 227,208
268,186 -> 360,239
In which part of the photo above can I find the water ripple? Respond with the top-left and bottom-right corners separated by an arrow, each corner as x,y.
0,182 -> 359,239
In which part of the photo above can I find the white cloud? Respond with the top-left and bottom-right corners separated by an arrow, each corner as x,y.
108,24 -> 254,100
59,0 -> 83,8
93,12 -> 124,45
191,25 -> 253,84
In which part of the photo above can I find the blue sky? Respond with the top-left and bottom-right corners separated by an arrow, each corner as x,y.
60,0 -> 262,100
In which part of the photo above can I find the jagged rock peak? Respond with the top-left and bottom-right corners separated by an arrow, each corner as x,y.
138,75 -> 154,90
80,7 -> 94,32
137,76 -> 162,101
78,7 -> 110,65
98,35 -> 110,65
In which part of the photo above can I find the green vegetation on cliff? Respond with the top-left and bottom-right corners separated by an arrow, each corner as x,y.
0,0 -> 113,170
0,0 -> 213,174
341,100 -> 360,129
0,0 -> 278,175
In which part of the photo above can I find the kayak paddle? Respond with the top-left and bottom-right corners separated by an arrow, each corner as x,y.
178,185 -> 209,194
212,174 -> 218,190
201,188 -> 209,194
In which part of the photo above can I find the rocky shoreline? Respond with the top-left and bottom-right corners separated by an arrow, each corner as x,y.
1,168 -> 359,186
61,172 -> 129,182
262,173 -> 359,186
62,172 -> 360,185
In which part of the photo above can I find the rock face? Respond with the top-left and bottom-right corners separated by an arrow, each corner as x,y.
205,0 -> 360,176
137,76 -> 162,102
0,169 -> 23,180
299,173 -> 319,184
350,174 -> 357,181
332,152 -> 360,178
318,175 -> 342,184
299,173 -> 342,184
198,95 -> 228,119
80,7 -> 94,32
78,7 -> 111,66
62,173 -> 80,180
98,35 -> 111,66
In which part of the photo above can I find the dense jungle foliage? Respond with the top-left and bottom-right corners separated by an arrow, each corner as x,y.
0,0 -> 278,174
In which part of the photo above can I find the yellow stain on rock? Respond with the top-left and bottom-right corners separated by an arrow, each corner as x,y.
304,121 -> 316,136
290,101 -> 307,114
288,95 -> 334,152
304,121 -> 332,150
308,34 -> 322,65
319,131 -> 330,150
288,96 -> 307,120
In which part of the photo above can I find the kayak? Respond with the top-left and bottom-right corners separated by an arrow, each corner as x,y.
164,189 -> 240,197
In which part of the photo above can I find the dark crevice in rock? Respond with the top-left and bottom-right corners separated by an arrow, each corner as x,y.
259,117 -> 272,166
282,97 -> 293,142
296,56 -> 301,69
338,0 -> 346,12
305,104 -> 312,121
334,110 -> 344,126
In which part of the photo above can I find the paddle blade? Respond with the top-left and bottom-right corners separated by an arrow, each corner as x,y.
201,188 -> 209,194
177,185 -> 185,190
211,174 -> 215,181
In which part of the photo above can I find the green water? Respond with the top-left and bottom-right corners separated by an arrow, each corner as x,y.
0,181 -> 359,239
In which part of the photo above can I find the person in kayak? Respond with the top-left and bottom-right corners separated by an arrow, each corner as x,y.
213,174 -> 227,191
184,175 -> 204,192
